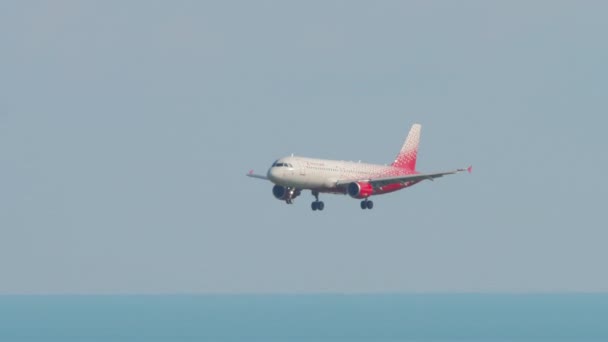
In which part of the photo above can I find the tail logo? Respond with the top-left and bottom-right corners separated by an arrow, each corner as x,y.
392,124 -> 421,170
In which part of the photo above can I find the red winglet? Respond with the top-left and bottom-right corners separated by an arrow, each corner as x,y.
467,165 -> 473,174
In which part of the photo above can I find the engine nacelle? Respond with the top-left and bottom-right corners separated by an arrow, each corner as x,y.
347,181 -> 374,199
272,185 -> 300,202
272,184 -> 288,200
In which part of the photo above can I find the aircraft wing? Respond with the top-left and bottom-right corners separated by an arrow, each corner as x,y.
336,166 -> 471,188
246,170 -> 269,180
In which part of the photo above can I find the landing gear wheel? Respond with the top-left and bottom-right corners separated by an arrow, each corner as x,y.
361,199 -> 373,210
312,201 -> 324,211
311,191 -> 324,212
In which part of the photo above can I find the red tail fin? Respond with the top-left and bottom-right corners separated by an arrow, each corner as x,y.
392,124 -> 421,170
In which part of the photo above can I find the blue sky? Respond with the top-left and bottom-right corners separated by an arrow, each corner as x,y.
1,1 -> 607,293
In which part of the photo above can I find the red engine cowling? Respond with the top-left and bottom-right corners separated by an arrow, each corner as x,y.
347,182 -> 374,199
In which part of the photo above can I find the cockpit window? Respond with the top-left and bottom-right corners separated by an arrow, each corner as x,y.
271,162 -> 293,168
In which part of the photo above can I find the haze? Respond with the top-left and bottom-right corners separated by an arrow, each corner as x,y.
1,1 -> 607,293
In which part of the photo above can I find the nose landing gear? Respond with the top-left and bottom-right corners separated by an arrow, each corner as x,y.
286,188 -> 298,204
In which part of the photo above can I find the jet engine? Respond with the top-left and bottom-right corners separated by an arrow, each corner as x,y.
347,181 -> 374,199
272,185 -> 300,203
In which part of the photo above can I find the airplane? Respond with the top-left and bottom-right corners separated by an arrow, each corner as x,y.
247,123 -> 471,211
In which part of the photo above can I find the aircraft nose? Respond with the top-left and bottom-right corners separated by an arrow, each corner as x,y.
267,167 -> 279,182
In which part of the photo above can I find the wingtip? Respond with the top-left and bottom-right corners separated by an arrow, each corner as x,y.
467,165 -> 473,174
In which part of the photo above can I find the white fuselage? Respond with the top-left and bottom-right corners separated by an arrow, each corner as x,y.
249,123 -> 468,210
267,156 -> 411,194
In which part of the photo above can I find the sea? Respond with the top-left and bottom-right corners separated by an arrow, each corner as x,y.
1,294 -> 607,341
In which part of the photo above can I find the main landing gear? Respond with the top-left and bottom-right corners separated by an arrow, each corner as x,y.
309,191 -> 374,211
311,191 -> 325,211
360,199 -> 374,210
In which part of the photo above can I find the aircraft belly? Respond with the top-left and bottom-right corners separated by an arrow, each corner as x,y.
276,168 -> 343,192
281,176 -> 308,188
305,173 -> 326,189
279,173 -> 323,189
